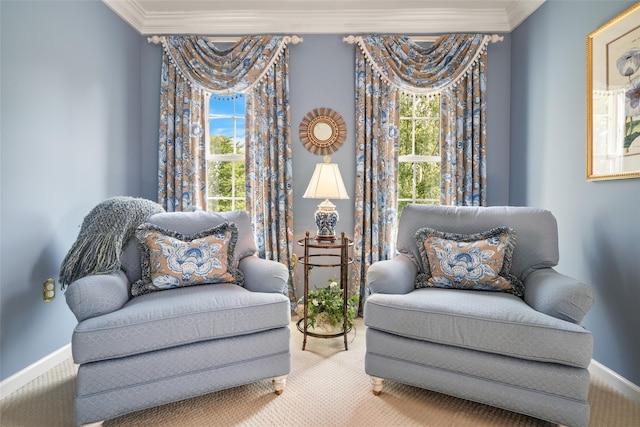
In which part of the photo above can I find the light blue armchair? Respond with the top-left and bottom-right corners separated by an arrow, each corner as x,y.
64,209 -> 291,427
364,205 -> 594,427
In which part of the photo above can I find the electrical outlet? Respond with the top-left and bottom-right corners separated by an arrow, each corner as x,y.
43,278 -> 55,303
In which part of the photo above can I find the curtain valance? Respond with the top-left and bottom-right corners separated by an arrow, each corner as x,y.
160,35 -> 301,94
347,34 -> 491,95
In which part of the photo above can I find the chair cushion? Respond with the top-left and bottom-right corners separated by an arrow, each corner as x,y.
131,222 -> 242,297
364,288 -> 593,368
72,283 -> 290,364
415,227 -> 523,296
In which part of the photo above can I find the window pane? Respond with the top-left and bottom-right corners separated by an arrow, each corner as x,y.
425,118 -> 440,155
218,199 -> 232,211
415,96 -> 439,117
398,162 -> 414,199
415,119 -> 439,156
210,135 -> 235,155
416,162 -> 440,201
400,95 -> 413,116
233,162 -> 245,198
208,199 -> 221,212
207,161 -> 221,194
414,121 -> 428,156
399,120 -> 413,155
236,119 -> 246,153
210,118 -> 234,139
207,160 -> 232,195
234,96 -> 246,115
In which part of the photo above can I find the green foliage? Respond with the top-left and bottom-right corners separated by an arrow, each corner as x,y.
300,280 -> 359,332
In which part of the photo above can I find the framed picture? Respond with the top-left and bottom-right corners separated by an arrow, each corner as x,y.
587,2 -> 640,181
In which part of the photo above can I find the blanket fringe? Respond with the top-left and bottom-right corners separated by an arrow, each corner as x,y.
58,234 -> 120,289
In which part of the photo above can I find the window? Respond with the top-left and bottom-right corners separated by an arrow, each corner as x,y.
398,93 -> 441,216
206,95 -> 246,212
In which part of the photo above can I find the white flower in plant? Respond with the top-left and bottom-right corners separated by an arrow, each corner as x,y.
329,281 -> 339,289
312,299 -> 319,306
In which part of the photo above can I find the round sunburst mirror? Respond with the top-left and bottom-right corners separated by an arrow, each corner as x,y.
299,108 -> 346,155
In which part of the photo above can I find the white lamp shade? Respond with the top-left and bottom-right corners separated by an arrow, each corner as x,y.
303,162 -> 349,200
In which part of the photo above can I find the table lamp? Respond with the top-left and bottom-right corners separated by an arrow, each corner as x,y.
303,156 -> 349,241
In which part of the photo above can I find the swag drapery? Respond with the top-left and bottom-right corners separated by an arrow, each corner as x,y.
157,35 -> 300,310
348,34 -> 492,312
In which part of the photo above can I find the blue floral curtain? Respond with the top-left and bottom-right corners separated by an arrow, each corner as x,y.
440,55 -> 487,206
158,35 -> 298,309
352,48 -> 400,313
350,34 -> 490,311
158,55 -> 207,212
245,48 -> 297,312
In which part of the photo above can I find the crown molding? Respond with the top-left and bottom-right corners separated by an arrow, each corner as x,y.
102,0 -> 147,32
506,0 -> 545,29
102,1 -> 545,35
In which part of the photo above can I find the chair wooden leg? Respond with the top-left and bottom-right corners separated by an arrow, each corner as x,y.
272,375 -> 287,395
370,376 -> 384,395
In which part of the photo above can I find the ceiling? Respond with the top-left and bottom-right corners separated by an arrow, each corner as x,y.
102,0 -> 546,35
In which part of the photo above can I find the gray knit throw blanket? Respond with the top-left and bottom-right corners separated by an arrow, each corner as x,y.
59,196 -> 165,289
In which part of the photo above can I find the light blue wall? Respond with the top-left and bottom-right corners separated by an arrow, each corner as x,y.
0,0 -> 153,380
511,0 -> 640,385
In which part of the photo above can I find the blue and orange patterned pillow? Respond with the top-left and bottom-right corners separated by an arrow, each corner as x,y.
131,222 -> 242,297
415,227 -> 523,297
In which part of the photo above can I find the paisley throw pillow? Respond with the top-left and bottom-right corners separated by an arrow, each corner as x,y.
415,227 -> 523,297
131,222 -> 242,297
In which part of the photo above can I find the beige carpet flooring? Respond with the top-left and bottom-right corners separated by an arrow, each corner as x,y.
2,318 -> 639,427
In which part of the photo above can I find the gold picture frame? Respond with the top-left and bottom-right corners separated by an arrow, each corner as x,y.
587,2 -> 640,181
299,108 -> 346,155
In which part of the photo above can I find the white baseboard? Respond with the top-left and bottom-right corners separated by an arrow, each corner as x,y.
589,359 -> 640,404
0,343 -> 72,400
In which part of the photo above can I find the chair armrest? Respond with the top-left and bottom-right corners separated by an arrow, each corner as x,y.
239,255 -> 289,294
524,268 -> 594,324
367,254 -> 418,295
64,270 -> 130,322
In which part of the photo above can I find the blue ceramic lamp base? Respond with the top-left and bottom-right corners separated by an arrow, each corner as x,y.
314,199 -> 339,241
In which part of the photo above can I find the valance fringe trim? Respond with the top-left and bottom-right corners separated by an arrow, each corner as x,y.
154,35 -> 302,96
344,34 -> 500,96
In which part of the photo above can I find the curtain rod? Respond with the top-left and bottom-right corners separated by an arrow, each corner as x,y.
147,35 -> 304,44
343,34 -> 504,44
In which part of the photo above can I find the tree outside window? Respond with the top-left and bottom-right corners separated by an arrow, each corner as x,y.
398,93 -> 441,216
207,95 -> 246,212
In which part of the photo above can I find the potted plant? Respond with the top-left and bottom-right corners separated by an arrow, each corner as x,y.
301,280 -> 359,334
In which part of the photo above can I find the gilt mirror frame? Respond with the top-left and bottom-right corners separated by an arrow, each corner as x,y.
299,108 -> 346,155
586,2 -> 640,181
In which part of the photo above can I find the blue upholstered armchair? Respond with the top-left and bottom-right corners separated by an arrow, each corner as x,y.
63,208 -> 291,427
364,205 -> 594,427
